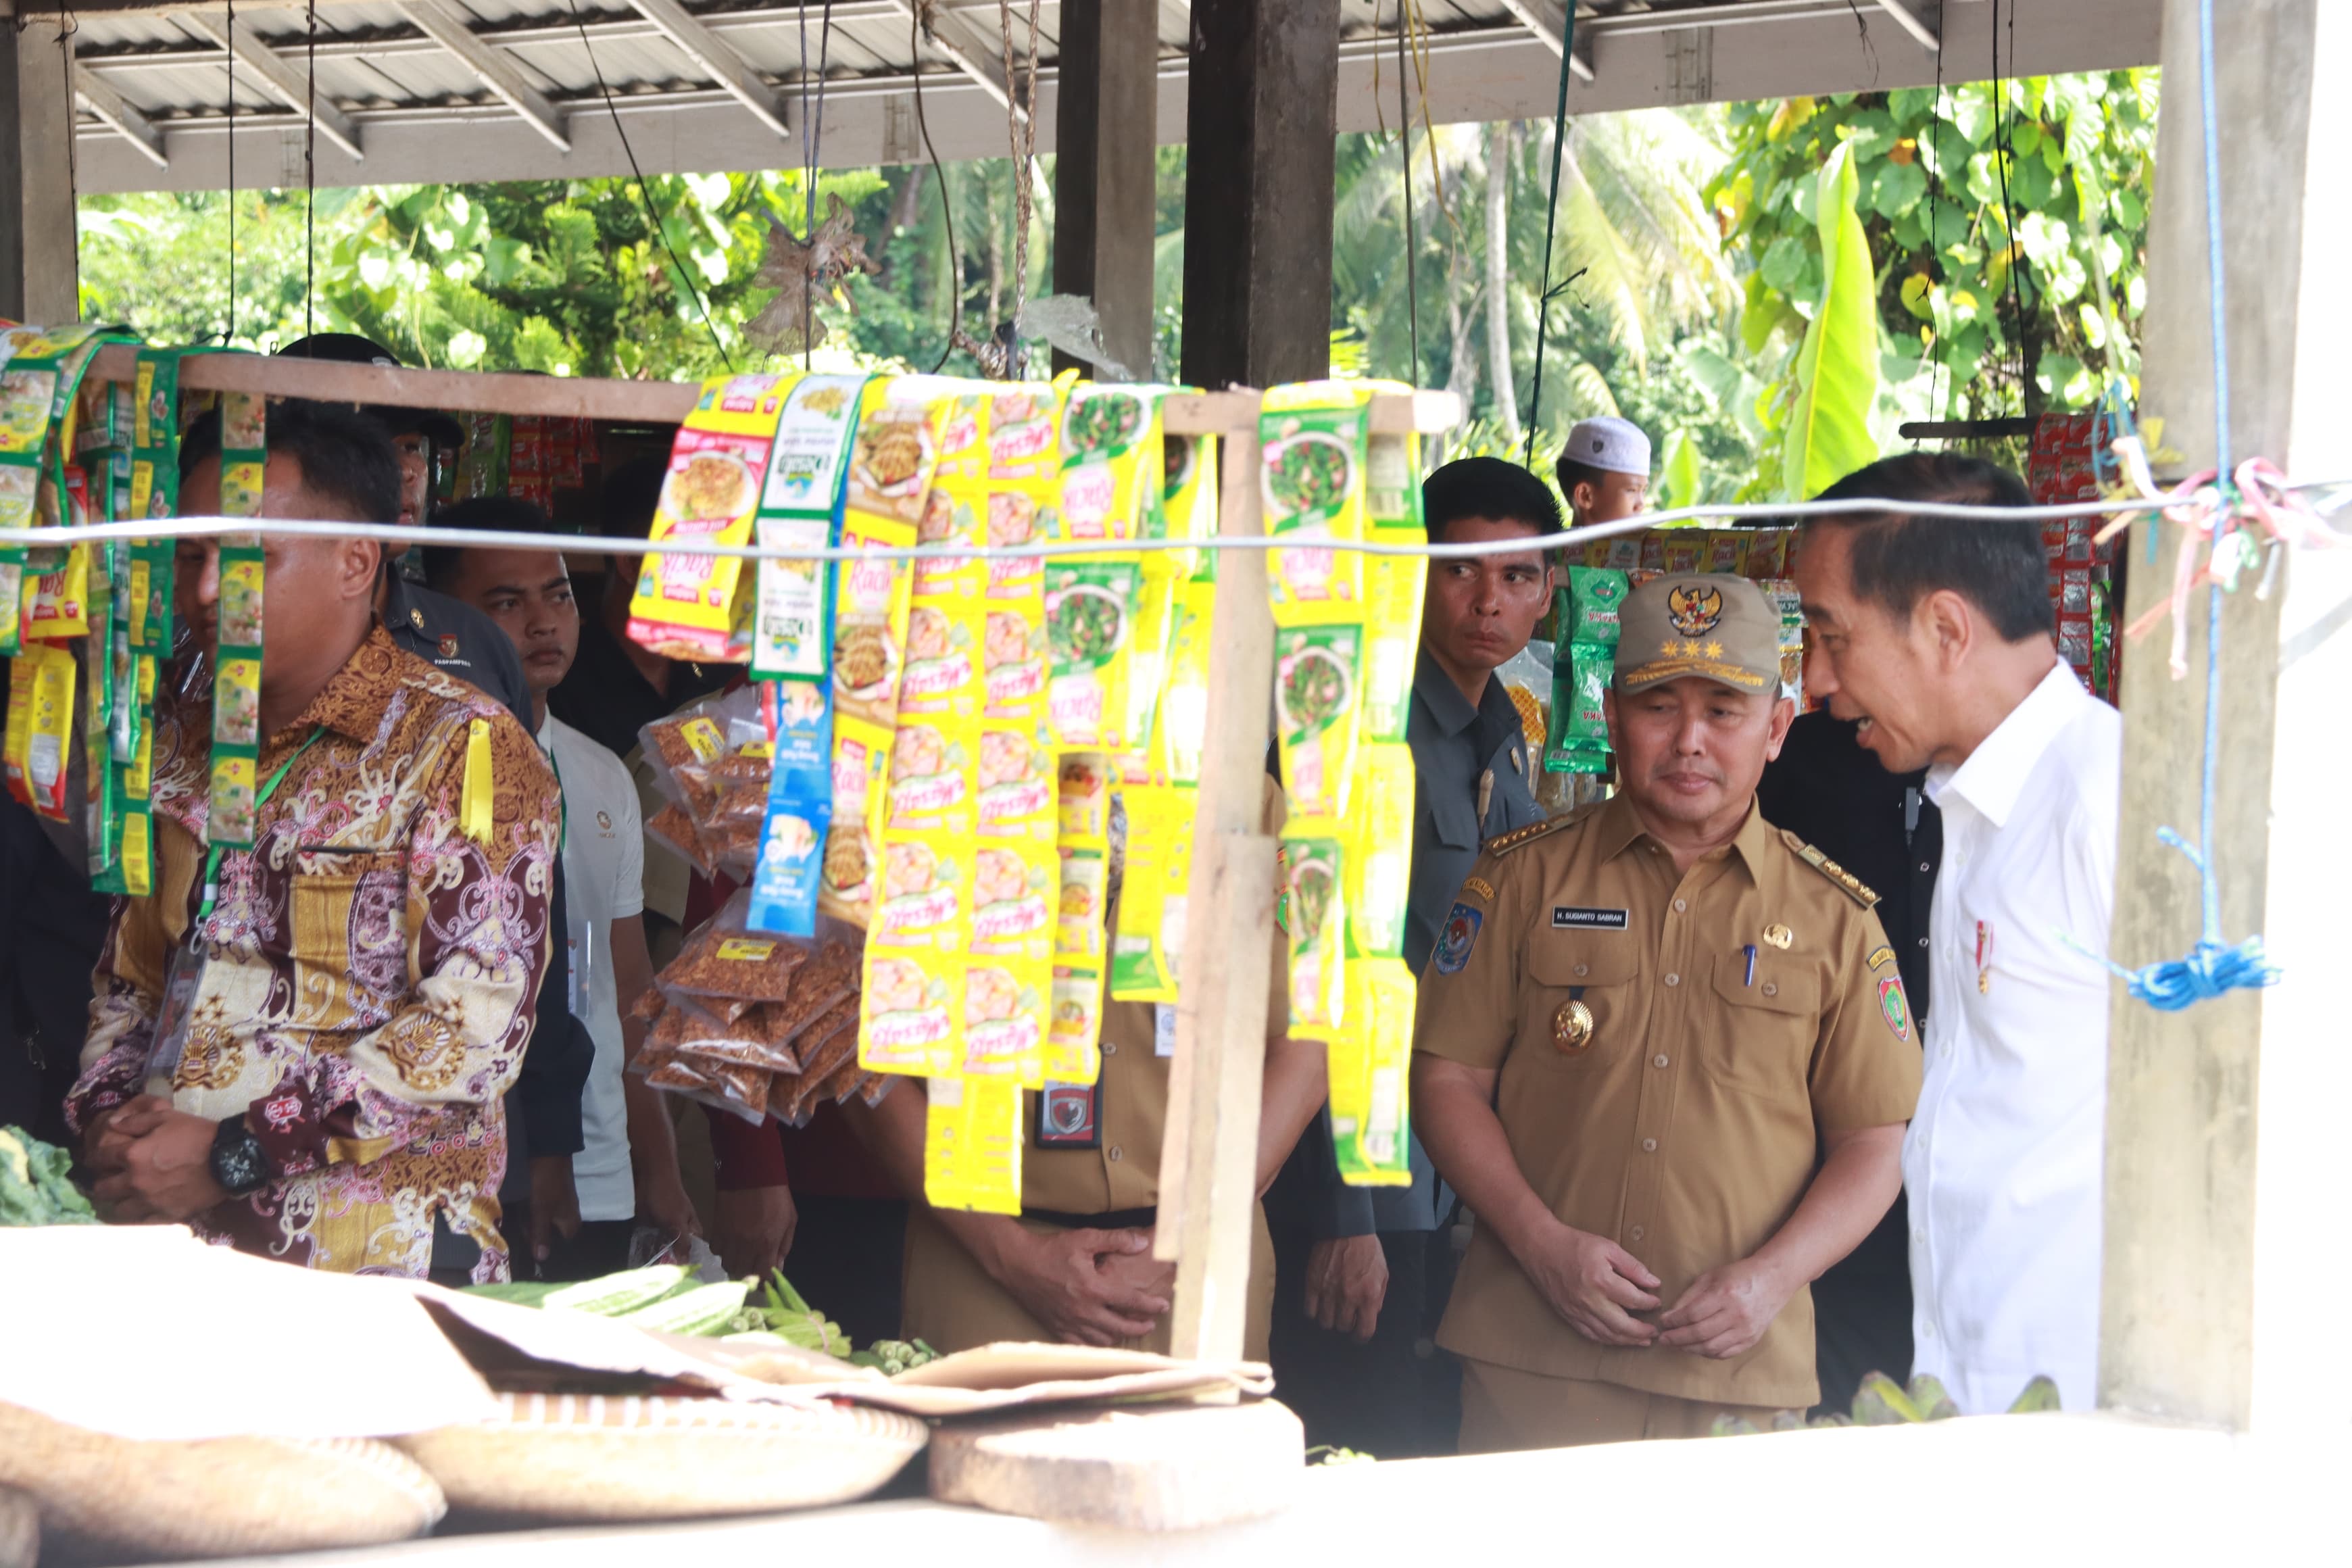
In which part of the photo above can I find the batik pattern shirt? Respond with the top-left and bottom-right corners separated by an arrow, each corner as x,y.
68,629 -> 560,1279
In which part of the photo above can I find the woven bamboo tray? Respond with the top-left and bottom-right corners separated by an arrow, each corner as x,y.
394,1391 -> 929,1523
0,1402 -> 445,1566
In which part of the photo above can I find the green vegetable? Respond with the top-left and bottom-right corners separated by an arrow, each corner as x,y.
461,1280 -> 567,1306
615,1279 -> 752,1336
541,1264 -> 690,1317
0,1125 -> 97,1226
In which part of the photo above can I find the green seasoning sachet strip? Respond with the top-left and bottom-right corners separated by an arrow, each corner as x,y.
83,540 -> 120,885
752,372 -> 868,680
1561,566 -> 1630,647
208,392 -> 268,850
1259,388 -> 1369,622
1281,831 -> 1347,1035
1044,558 -> 1142,752
1544,641 -> 1613,775
1331,958 -> 1415,1187
1272,621 -> 1364,823
1344,741 -> 1413,960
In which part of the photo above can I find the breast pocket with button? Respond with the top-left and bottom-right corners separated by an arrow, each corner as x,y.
285,848 -> 412,1022
1523,938 -> 1642,1073
1703,951 -> 1820,1102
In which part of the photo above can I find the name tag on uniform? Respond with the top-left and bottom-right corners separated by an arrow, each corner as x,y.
1552,906 -> 1630,930
1154,1004 -> 1177,1058
1036,1082 -> 1102,1149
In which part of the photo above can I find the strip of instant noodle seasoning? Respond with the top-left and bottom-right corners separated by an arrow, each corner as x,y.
1042,962 -> 1105,1085
1043,558 -> 1142,752
631,373 -> 798,662
1342,743 -> 1414,961
923,1074 -> 1023,1215
1109,781 -> 1187,1003
3,641 -> 75,820
750,371 -> 867,680
1279,828 -> 1347,1036
745,676 -> 833,939
1329,958 -> 1415,1187
205,392 -> 268,850
1056,383 -> 1166,546
1260,383 -> 1371,622
1271,621 -> 1365,823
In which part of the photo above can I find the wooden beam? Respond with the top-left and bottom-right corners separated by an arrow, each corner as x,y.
1051,0 -> 1157,379
1873,0 -> 1941,52
397,0 -> 569,153
74,64 -> 171,170
180,11 -> 366,161
1180,0 -> 1341,389
1496,0 -> 1594,82
623,0 -> 792,140
886,0 -> 1023,118
2103,0 -> 2352,1436
8,17 -> 82,324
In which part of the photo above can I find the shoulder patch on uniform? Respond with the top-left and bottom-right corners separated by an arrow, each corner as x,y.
1488,814 -> 1579,858
1461,875 -> 1496,902
1867,945 -> 1896,971
1782,829 -> 1882,908
1433,903 -> 1482,974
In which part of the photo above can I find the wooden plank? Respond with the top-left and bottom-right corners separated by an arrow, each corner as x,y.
1179,0 -> 1342,390
11,16 -> 80,325
180,11 -> 367,161
87,344 -> 703,422
927,1400 -> 1303,1531
1158,418 -> 1276,1367
1049,0 -> 1158,380
2103,0 -> 2352,1436
397,0 -> 570,152
623,0 -> 792,140
1495,0 -> 1594,82
74,63 -> 172,170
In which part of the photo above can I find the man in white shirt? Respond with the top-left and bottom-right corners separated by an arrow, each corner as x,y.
426,500 -> 702,1275
1793,454 -> 2120,1415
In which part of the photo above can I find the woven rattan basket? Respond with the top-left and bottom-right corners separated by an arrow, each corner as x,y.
0,1402 -> 445,1565
394,1391 -> 928,1523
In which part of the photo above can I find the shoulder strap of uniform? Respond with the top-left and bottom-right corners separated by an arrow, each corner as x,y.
1487,812 -> 1583,858
1780,827 -> 1881,908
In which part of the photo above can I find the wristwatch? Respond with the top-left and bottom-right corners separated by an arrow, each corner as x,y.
209,1114 -> 274,1197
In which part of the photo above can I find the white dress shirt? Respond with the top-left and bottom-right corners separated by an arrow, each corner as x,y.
1907,662 -> 2120,1415
541,714 -> 647,1223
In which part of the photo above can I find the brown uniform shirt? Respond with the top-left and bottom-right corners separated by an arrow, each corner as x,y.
1416,793 -> 1921,1408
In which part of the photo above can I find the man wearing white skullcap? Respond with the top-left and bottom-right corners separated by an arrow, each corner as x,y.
1556,416 -> 1652,530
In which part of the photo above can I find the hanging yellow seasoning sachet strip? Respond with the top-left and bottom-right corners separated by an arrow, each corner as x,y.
922,1075 -> 1023,1215
631,372 -> 795,662
206,391 -> 269,849
1261,382 -> 1371,624
1330,958 -> 1416,1186
3,641 -> 75,820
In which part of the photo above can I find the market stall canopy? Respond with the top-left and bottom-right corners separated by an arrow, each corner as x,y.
15,0 -> 2160,196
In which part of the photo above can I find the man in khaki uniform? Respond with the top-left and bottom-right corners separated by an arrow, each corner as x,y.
858,780 -> 1327,1358
1413,574 -> 1920,1450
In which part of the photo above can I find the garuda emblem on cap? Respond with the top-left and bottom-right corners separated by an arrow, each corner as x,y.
1667,582 -> 1724,637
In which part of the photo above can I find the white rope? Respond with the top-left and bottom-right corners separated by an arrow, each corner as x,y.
35,489 -> 2342,566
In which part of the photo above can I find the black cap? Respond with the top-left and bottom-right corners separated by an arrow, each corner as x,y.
277,333 -> 466,449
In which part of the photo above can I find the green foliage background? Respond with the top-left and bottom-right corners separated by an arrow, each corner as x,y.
74,68 -> 2156,502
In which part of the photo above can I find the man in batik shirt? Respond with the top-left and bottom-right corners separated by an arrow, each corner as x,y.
72,399 -> 560,1281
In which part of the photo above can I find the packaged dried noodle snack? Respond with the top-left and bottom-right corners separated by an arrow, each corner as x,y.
1272,622 -> 1365,823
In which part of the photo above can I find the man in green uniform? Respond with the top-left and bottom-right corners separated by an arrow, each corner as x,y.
1412,574 -> 1921,1449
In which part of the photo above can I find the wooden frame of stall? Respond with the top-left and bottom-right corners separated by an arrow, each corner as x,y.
81,341 -> 1462,1363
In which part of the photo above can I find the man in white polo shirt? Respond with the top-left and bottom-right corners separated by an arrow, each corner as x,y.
1792,454 -> 2120,1415
426,499 -> 702,1276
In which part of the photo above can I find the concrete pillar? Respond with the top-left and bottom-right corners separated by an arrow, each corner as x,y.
1,14 -> 82,324
2101,0 -> 2352,1436
1050,0 -> 1159,380
1177,0 -> 1339,389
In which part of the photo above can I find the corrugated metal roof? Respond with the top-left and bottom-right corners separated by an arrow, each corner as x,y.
47,0 -> 2158,195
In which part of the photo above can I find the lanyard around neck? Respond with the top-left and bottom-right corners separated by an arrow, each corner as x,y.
199,727 -> 326,925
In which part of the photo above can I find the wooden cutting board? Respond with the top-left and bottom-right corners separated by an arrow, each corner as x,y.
927,1398 -> 1304,1532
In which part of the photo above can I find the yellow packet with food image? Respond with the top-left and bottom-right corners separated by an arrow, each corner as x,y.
1359,528 -> 1427,747
1056,384 -> 1164,543
19,544 -> 91,640
898,597 -> 983,721
1109,783 -> 1191,1002
1273,621 -> 1365,822
983,592 -> 1048,722
977,718 -> 1055,840
1330,958 -> 1416,1186
1344,742 -> 1414,960
818,723 -> 887,927
3,640 -> 75,820
629,374 -> 795,660
962,955 -> 1050,1078
1055,844 -> 1110,962
870,831 -> 966,954
882,712 -> 976,837
923,1074 -> 1023,1215
913,391 -> 989,606
1043,963 -> 1105,1086
988,383 -> 1059,481
1055,751 -> 1114,843
1281,829 -> 1347,1035
1260,383 -> 1369,620
970,836 -> 1056,962
1045,558 -> 1142,751
860,950 -> 958,1076
831,526 -> 917,730
1150,580 -> 1216,785
1162,428 -> 1219,583
0,366 -> 59,458
1119,562 -> 1180,770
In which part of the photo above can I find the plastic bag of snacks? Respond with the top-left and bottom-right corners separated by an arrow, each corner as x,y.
639,686 -> 772,877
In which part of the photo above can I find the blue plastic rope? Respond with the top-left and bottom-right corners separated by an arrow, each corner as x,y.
2110,0 -> 2281,1011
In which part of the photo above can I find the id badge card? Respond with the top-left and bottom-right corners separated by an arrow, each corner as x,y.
144,938 -> 207,1090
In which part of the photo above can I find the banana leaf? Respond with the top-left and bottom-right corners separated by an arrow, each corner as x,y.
1778,141 -> 1882,501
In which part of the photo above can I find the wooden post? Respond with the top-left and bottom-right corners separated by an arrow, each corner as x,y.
1048,0 -> 1158,380
3,13 -> 81,324
1159,412 -> 1277,1363
1179,0 -> 1339,390
2102,0 -> 2352,1435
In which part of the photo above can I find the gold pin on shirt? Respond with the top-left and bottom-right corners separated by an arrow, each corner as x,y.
1554,999 -> 1595,1054
1763,923 -> 1793,949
